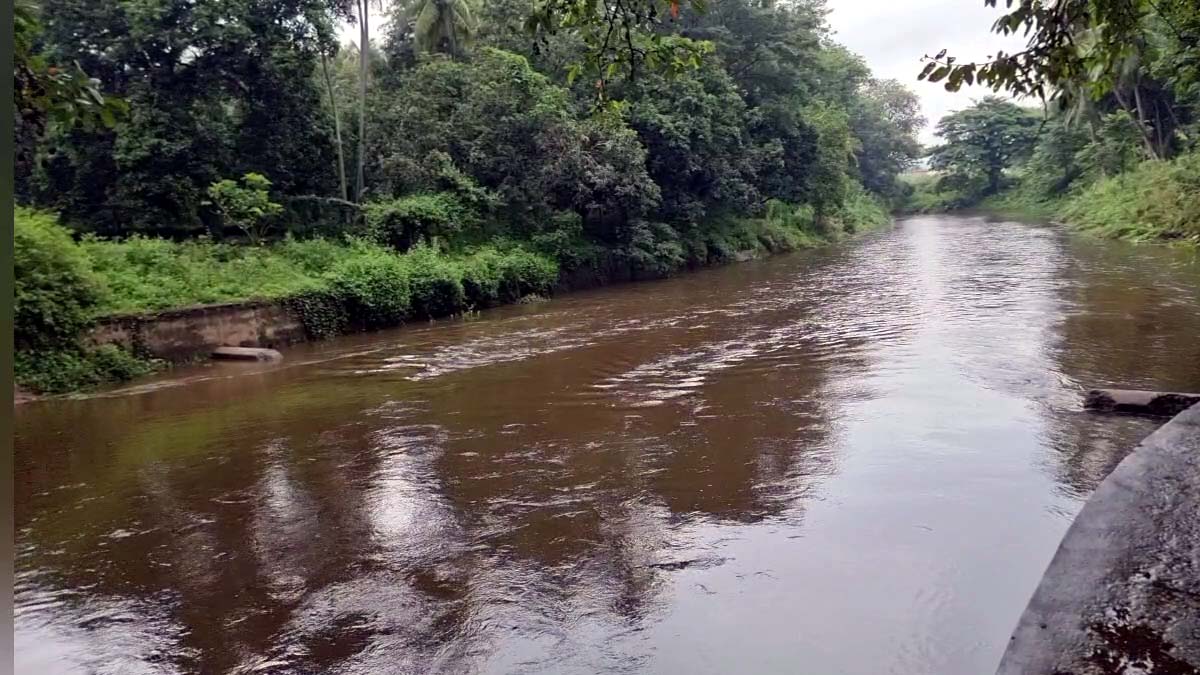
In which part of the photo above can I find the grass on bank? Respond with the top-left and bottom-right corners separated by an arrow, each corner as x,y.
1060,154 -> 1200,244
15,208 -> 562,394
899,153 -> 1200,247
16,194 -> 889,394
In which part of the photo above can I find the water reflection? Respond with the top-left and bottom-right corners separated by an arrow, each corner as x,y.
14,214 -> 1200,674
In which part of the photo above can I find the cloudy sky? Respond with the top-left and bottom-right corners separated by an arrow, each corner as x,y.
824,0 -> 1027,143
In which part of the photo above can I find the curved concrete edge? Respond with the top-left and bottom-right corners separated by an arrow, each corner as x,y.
997,403 -> 1200,674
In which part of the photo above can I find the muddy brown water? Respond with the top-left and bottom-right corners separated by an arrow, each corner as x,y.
15,214 -> 1200,674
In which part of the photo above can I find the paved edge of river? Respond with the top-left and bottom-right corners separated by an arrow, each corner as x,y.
997,403 -> 1200,674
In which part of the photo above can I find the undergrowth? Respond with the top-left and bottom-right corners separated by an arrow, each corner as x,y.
15,194 -> 888,394
900,154 -> 1200,247
1060,154 -> 1200,245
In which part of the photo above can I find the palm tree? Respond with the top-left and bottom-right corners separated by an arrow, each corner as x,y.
403,0 -> 479,58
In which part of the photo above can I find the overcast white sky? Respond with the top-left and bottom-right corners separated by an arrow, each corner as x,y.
341,1 -> 1026,144
824,0 -> 1027,143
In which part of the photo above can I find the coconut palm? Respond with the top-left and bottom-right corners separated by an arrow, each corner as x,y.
402,0 -> 479,58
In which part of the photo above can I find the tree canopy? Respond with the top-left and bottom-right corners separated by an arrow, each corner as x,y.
921,0 -> 1199,162
929,97 -> 1040,196
15,0 -> 925,248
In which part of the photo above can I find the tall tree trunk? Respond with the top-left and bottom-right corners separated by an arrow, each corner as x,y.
1112,86 -> 1158,161
321,50 -> 348,202
1154,100 -> 1164,158
355,0 -> 369,203
1131,83 -> 1161,160
1086,122 -> 1106,178
442,0 -> 459,57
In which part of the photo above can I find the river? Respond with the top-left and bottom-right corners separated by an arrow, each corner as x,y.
14,214 -> 1200,674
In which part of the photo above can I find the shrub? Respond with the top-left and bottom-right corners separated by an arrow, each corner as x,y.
623,221 -> 686,279
900,172 -> 973,213
15,344 -> 157,395
276,236 -> 358,275
763,199 -> 816,232
81,236 -> 325,313
528,211 -> 601,272
460,246 -> 559,307
206,173 -> 283,244
1061,153 -> 1200,244
401,246 -> 467,318
835,184 -> 891,233
494,248 -> 558,298
14,206 -> 105,351
364,193 -> 475,252
460,250 -> 505,308
750,218 -> 808,252
325,248 -> 412,328
285,288 -> 351,340
974,188 -> 1060,220
90,343 -> 157,380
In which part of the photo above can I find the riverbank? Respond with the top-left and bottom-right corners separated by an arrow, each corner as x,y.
901,153 -> 1200,246
15,196 -> 891,396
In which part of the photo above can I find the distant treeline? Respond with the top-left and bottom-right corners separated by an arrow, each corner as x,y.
905,3 -> 1199,244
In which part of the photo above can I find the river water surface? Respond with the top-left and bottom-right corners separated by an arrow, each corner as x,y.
15,214 -> 1200,674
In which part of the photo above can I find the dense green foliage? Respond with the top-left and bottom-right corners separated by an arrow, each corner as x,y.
13,207 -> 568,392
206,174 -> 285,245
906,138 -> 1200,247
909,0 -> 1199,244
18,0 -> 916,241
909,0 -> 1199,249
13,0 -> 126,194
1060,154 -> 1200,244
926,0 -> 1199,133
14,207 -> 104,351
25,0 -> 341,235
929,97 -> 1040,196
14,207 -> 156,394
13,0 -> 921,392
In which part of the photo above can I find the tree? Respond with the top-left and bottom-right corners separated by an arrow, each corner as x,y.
920,0 -> 1194,98
623,62 -> 760,224
799,101 -> 854,223
929,97 -> 1040,196
850,79 -> 925,199
369,48 -> 659,233
206,174 -> 285,244
396,0 -> 480,57
920,0 -> 1200,161
13,0 -> 126,200
1017,115 -> 1089,198
30,0 -> 339,234
526,0 -> 714,96
677,0 -> 829,105
355,0 -> 375,203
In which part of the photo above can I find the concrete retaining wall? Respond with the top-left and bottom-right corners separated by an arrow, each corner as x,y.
91,300 -> 307,363
997,403 -> 1200,673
